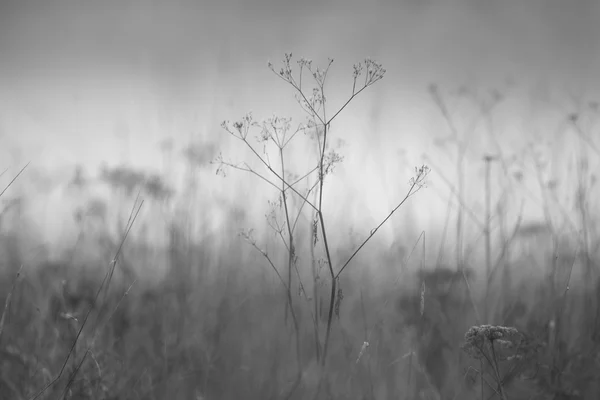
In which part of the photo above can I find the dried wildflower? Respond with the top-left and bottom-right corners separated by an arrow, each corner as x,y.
323,150 -> 343,176
462,324 -> 521,360
409,165 -> 430,189
353,62 -> 363,79
313,67 -> 325,86
364,58 -> 385,85
312,217 -> 319,245
297,57 -> 312,68
271,54 -> 295,82
233,121 -> 242,132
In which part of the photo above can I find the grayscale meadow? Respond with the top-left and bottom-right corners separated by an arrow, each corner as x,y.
0,1 -> 599,399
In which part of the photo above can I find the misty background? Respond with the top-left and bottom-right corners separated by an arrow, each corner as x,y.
0,0 -> 599,273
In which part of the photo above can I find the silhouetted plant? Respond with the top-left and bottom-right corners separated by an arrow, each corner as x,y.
462,324 -> 522,400
216,53 -> 429,399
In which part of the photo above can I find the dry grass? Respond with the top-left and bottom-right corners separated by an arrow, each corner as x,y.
0,233 -> 597,400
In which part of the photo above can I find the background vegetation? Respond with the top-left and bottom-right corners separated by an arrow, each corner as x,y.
0,54 -> 598,400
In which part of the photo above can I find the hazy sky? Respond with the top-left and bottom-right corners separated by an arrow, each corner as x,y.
1,0 -> 599,255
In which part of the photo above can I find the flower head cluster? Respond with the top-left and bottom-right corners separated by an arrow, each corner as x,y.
221,112 -> 257,140
364,58 -> 385,83
462,324 -> 521,360
409,165 -> 430,189
352,58 -> 386,93
298,57 -> 312,69
260,115 -> 292,143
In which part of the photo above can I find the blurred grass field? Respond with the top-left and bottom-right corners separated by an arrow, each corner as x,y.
0,156 -> 598,400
